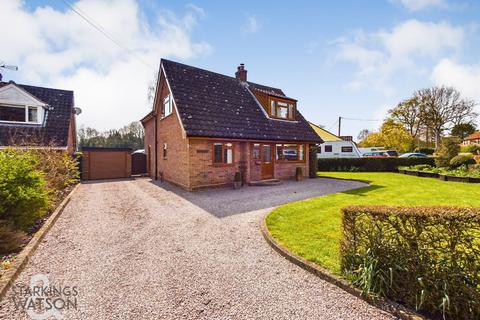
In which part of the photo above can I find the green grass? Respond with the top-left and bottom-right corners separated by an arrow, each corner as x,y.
266,172 -> 480,275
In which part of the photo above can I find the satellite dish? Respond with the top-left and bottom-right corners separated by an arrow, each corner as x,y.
74,107 -> 82,115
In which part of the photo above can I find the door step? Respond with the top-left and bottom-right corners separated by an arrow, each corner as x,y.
249,179 -> 283,186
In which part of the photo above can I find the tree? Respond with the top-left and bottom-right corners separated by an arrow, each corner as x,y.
451,123 -> 477,140
435,137 -> 461,167
388,97 -> 422,139
416,87 -> 477,148
359,119 -> 415,153
357,129 -> 371,142
77,121 -> 144,150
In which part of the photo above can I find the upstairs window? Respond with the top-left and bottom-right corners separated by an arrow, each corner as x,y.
213,142 -> 233,164
0,105 -> 39,123
163,95 -> 172,117
270,99 -> 295,120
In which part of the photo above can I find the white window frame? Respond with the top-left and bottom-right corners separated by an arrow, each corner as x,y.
0,104 -> 40,124
163,95 -> 172,117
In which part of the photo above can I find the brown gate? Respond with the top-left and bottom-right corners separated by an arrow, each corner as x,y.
81,147 -> 132,180
131,152 -> 147,175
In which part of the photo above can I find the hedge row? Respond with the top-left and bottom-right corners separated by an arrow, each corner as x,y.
341,205 -> 480,319
318,157 -> 435,172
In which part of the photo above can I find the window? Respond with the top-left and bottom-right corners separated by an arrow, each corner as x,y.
275,144 -> 305,161
324,145 -> 332,152
269,99 -> 295,120
213,142 -> 233,164
0,105 -> 39,123
341,146 -> 353,153
163,143 -> 167,159
252,143 -> 261,160
163,95 -> 172,117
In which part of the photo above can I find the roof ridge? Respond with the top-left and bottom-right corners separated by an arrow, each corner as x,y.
0,81 -> 73,93
161,58 -> 285,93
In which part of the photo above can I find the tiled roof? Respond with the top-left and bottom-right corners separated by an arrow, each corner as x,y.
161,59 -> 322,143
0,81 -> 74,147
464,131 -> 480,141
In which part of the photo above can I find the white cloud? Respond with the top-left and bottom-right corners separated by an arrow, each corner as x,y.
391,0 -> 447,11
334,19 -> 464,93
432,59 -> 480,101
244,14 -> 261,34
0,0 -> 212,130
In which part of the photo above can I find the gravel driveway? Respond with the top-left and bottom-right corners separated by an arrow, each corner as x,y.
0,178 -> 393,319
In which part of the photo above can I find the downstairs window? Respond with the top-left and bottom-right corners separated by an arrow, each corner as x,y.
213,143 -> 233,164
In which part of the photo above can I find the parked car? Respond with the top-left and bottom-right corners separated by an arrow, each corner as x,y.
399,152 -> 427,158
362,151 -> 389,158
385,150 -> 399,157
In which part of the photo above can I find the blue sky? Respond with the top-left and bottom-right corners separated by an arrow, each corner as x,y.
2,0 -> 480,138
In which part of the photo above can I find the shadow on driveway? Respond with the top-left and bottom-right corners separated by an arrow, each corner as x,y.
149,178 -> 367,218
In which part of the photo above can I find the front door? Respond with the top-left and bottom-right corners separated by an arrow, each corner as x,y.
261,144 -> 274,179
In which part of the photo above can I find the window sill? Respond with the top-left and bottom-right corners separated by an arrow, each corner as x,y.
160,113 -> 173,120
213,163 -> 235,167
275,160 -> 306,164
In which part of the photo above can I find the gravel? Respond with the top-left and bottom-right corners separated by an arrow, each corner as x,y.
0,178 -> 394,320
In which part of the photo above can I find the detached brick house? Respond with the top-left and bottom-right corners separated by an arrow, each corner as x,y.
0,80 -> 77,153
462,131 -> 480,146
141,59 -> 321,190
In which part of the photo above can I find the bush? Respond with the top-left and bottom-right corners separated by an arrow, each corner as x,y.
0,221 -> 27,254
414,147 -> 435,155
308,145 -> 318,178
0,149 -> 49,230
341,205 -> 480,319
318,157 -> 435,172
234,172 -> 242,182
460,145 -> 480,154
450,154 -> 476,169
435,137 -> 461,167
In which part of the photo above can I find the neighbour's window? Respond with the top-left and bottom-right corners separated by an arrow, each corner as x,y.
163,143 -> 167,159
275,144 -> 305,161
324,145 -> 333,152
269,99 -> 295,120
341,146 -> 353,153
213,142 -> 233,164
252,143 -> 261,160
0,105 -> 39,123
317,145 -> 321,153
163,95 -> 172,117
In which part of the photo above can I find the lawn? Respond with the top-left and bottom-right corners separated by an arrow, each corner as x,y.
265,172 -> 480,275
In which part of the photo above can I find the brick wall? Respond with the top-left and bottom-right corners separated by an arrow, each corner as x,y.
143,117 -> 155,178
274,145 -> 309,179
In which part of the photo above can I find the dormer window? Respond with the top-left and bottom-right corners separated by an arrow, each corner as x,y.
269,99 -> 295,120
0,104 -> 40,124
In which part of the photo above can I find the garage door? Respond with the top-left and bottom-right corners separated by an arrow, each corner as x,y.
81,147 -> 132,180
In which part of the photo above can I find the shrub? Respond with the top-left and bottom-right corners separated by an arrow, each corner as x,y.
0,148 -> 49,230
414,147 -> 435,155
460,145 -> 480,154
450,154 -> 476,169
308,145 -> 318,178
341,205 -> 480,319
0,221 -> 27,254
435,137 -> 461,167
234,172 -> 242,182
318,157 -> 435,172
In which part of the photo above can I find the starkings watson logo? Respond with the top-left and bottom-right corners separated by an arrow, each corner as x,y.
11,273 -> 78,319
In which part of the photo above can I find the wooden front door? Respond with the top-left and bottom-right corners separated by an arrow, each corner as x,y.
261,144 -> 274,179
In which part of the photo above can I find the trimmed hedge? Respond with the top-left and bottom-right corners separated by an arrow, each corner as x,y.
341,205 -> 480,319
318,157 -> 435,172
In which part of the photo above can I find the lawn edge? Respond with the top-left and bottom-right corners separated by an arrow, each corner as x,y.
261,210 -> 425,320
0,183 -> 80,302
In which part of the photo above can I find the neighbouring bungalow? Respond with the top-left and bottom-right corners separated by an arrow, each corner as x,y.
0,79 -> 78,153
141,59 -> 322,190
462,131 -> 480,146
309,122 -> 362,158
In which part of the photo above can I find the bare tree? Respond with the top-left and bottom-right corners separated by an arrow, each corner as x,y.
415,86 -> 477,148
357,129 -> 371,142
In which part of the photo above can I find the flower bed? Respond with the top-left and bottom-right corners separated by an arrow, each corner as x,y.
399,164 -> 480,183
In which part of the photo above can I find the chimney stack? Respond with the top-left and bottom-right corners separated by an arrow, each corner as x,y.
235,63 -> 247,82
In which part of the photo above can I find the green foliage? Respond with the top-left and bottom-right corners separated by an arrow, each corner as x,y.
460,144 -> 480,154
318,157 -> 435,172
450,154 -> 476,169
414,147 -> 435,155
451,123 -> 476,140
359,119 -> 415,153
78,121 -> 144,150
341,205 -> 480,319
234,172 -> 242,182
0,149 -> 49,230
308,145 -> 318,178
435,137 -> 461,167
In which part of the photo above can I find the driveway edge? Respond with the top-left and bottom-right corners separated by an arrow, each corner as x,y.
260,212 -> 425,320
0,184 -> 80,302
